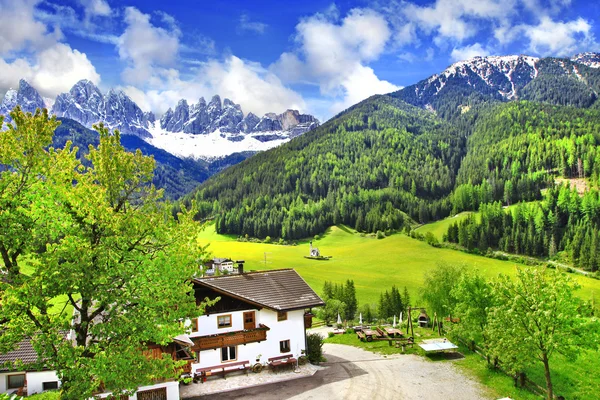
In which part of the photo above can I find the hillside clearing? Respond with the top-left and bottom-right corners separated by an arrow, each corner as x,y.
197,224 -> 600,303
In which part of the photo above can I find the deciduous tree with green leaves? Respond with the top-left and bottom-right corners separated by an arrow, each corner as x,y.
0,108 -> 208,399
421,262 -> 465,323
486,267 -> 599,400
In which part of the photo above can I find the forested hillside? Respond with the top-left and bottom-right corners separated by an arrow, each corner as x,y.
186,96 -> 466,239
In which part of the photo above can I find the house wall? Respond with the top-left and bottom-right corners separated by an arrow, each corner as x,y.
95,380 -> 180,400
192,309 -> 306,370
0,370 -> 60,396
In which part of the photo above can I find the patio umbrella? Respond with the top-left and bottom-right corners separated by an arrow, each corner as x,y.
337,313 -> 342,325
359,313 -> 363,325
393,315 -> 397,327
399,312 -> 403,328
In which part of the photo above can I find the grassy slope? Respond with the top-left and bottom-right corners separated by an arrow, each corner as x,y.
414,211 -> 473,240
198,223 -> 600,303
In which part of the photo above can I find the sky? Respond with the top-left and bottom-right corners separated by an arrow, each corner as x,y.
0,0 -> 598,122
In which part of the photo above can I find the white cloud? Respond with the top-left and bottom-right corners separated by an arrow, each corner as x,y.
450,43 -> 491,61
78,0 -> 112,20
271,8 -> 399,116
123,56 -> 306,118
237,14 -> 268,34
118,7 -> 180,85
0,0 -> 59,55
0,43 -> 100,98
519,17 -> 595,56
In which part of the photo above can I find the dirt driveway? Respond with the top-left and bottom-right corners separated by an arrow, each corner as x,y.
193,343 -> 490,400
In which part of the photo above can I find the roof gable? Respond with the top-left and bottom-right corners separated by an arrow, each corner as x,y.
193,269 -> 324,311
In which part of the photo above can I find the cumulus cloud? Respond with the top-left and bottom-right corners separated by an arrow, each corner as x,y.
0,43 -> 101,99
78,0 -> 112,20
118,7 -> 180,85
271,8 -> 400,115
519,17 -> 595,56
0,0 -> 101,98
0,0 -> 59,55
237,14 -> 268,35
123,55 -> 305,118
450,43 -> 491,61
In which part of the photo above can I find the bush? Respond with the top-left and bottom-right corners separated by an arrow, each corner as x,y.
27,392 -> 60,400
376,231 -> 385,239
345,328 -> 354,334
264,236 -> 271,243
327,332 -> 335,338
1,394 -> 23,400
307,332 -> 325,364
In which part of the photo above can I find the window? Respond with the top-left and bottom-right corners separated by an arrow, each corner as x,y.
221,346 -> 237,362
280,339 -> 291,353
277,311 -> 288,321
7,374 -> 25,389
217,314 -> 232,328
43,381 -> 59,391
191,318 -> 198,332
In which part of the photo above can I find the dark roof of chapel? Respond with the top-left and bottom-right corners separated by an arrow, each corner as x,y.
193,269 -> 324,311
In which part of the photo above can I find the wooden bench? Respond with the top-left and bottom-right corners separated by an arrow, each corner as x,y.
357,331 -> 366,341
394,337 -> 415,349
376,327 -> 386,338
195,360 -> 250,383
268,354 -> 297,372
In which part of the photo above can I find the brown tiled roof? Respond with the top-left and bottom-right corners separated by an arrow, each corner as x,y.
0,337 -> 41,372
193,269 -> 324,311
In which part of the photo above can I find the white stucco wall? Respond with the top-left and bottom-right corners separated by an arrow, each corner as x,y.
95,380 -> 179,400
0,370 -> 60,396
191,309 -> 307,372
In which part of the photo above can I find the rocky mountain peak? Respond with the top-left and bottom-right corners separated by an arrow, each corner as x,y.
0,79 -> 46,121
571,52 -> 600,68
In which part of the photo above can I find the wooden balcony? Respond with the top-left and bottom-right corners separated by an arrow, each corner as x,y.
193,324 -> 270,351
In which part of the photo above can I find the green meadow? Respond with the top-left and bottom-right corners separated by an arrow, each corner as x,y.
198,223 -> 600,303
414,211 -> 473,241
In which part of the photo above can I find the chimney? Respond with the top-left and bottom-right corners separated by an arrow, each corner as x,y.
236,260 -> 245,274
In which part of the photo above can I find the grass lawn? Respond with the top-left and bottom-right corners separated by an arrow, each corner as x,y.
414,211 -> 473,241
198,223 -> 600,303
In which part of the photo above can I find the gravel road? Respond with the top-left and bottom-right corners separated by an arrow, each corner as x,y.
194,343 -> 490,400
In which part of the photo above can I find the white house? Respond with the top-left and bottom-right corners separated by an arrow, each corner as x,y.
0,336 -> 61,397
202,258 -> 238,275
0,335 -> 183,400
184,268 -> 324,378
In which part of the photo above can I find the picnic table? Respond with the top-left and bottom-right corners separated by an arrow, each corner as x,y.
384,327 -> 403,337
361,328 -> 381,342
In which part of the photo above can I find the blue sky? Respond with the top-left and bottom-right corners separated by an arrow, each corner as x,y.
0,0 -> 599,121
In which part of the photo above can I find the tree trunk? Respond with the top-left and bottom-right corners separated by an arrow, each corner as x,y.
542,352 -> 553,400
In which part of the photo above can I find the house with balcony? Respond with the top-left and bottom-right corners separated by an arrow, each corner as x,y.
185,268 -> 324,377
202,258 -> 238,276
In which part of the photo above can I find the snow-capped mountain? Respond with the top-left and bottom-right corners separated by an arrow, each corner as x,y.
53,80 -> 154,138
158,95 -> 318,138
394,52 -> 600,110
0,79 -> 46,121
0,79 -> 320,160
572,52 -> 600,69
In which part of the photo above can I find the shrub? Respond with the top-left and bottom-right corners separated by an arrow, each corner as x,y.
376,231 -> 385,239
307,332 -> 325,364
26,392 -> 60,400
327,332 -> 335,338
345,328 -> 355,334
264,236 -> 271,243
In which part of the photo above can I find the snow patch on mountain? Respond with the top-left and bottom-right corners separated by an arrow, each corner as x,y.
572,53 -> 600,69
146,124 -> 289,160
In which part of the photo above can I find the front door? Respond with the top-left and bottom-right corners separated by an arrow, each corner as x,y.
243,311 -> 255,330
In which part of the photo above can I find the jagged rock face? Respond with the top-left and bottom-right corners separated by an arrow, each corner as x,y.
161,95 -> 319,139
237,112 -> 260,133
52,80 -> 151,137
0,79 -> 46,120
165,99 -> 189,132
53,79 -> 104,127
572,52 -> 600,68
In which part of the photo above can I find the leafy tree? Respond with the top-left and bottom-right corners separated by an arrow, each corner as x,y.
342,280 -> 358,320
451,270 -> 495,349
0,109 -> 207,399
486,268 -> 599,400
421,263 -> 465,322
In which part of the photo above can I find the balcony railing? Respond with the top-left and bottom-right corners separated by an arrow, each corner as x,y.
193,324 -> 270,351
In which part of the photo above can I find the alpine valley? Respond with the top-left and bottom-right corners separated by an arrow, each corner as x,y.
186,52 -> 600,272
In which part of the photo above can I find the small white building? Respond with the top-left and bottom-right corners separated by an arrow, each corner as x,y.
0,336 -> 61,397
0,336 -> 182,400
185,268 -> 324,376
202,258 -> 238,275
